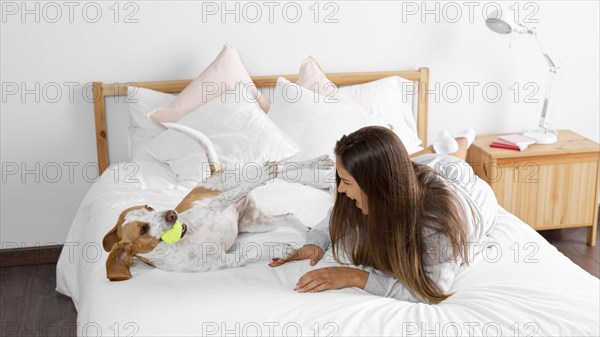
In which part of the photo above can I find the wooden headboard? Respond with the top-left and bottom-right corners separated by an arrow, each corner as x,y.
92,68 -> 429,174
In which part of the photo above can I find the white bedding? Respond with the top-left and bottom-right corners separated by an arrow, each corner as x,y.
56,161 -> 600,336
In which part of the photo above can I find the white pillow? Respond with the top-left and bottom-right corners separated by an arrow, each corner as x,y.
144,83 -> 299,183
338,76 -> 422,153
126,86 -> 174,160
268,77 -> 387,162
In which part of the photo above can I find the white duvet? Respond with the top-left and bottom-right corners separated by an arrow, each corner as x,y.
56,161 -> 600,336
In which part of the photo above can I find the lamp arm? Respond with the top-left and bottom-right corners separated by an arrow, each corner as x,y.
534,34 -> 558,69
539,67 -> 558,131
514,23 -> 536,35
532,34 -> 559,132
543,53 -> 556,69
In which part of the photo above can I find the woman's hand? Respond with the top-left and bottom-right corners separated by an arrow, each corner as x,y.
295,267 -> 369,293
268,244 -> 324,267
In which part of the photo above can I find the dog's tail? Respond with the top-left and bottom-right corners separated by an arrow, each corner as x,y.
162,123 -> 221,175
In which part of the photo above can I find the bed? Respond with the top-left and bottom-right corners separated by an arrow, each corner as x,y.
56,69 -> 600,336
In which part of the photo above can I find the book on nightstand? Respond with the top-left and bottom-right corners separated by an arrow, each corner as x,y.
498,134 -> 536,146
490,134 -> 536,151
490,141 -> 527,151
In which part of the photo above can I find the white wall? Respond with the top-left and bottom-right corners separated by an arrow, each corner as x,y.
1,1 -> 598,247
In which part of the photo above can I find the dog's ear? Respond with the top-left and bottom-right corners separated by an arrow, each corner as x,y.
102,223 -> 120,252
103,207 -> 134,252
106,242 -> 135,281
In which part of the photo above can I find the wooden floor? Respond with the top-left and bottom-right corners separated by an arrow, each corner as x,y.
539,227 -> 599,278
0,264 -> 77,336
0,227 -> 598,336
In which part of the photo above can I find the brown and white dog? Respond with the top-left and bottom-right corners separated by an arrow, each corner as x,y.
103,123 -> 333,281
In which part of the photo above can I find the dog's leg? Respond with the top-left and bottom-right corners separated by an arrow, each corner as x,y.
239,210 -> 306,262
237,196 -> 309,234
278,155 -> 336,191
198,166 -> 243,192
207,162 -> 278,212
237,201 -> 302,262
199,155 -> 333,192
280,154 -> 335,171
176,166 -> 245,213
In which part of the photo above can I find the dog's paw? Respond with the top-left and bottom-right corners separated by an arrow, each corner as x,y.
309,155 -> 335,170
277,243 -> 297,260
261,161 -> 278,182
280,213 -> 310,234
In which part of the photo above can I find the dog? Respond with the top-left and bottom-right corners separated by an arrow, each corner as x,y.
102,123 -> 334,281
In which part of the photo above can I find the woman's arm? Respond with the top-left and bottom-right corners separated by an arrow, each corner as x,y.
363,267 -> 418,301
363,260 -> 460,302
304,207 -> 333,251
363,231 -> 462,302
295,267 -> 369,293
300,209 -> 461,301
294,259 -> 459,301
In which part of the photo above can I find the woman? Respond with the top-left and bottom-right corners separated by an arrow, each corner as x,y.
269,126 -> 498,304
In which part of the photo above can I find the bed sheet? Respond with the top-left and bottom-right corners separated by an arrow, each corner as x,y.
56,162 -> 600,336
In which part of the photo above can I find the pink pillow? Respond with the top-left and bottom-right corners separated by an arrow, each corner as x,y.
296,56 -> 363,108
148,44 -> 269,125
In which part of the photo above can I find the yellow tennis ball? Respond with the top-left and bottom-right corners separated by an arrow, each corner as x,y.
161,220 -> 183,243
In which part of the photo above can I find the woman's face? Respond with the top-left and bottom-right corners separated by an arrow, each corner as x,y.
336,162 -> 368,215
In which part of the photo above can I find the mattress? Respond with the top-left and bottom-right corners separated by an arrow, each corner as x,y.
56,161 -> 600,336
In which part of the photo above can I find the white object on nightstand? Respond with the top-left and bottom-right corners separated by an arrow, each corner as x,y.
485,9 -> 559,145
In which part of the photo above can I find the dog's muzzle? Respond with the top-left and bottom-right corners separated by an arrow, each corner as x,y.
165,210 -> 178,223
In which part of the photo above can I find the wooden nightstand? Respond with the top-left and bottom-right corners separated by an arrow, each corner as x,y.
466,130 -> 600,246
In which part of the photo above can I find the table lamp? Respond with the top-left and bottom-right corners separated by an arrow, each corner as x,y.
485,10 -> 559,144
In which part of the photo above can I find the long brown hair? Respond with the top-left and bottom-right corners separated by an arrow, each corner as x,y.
330,126 -> 469,303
